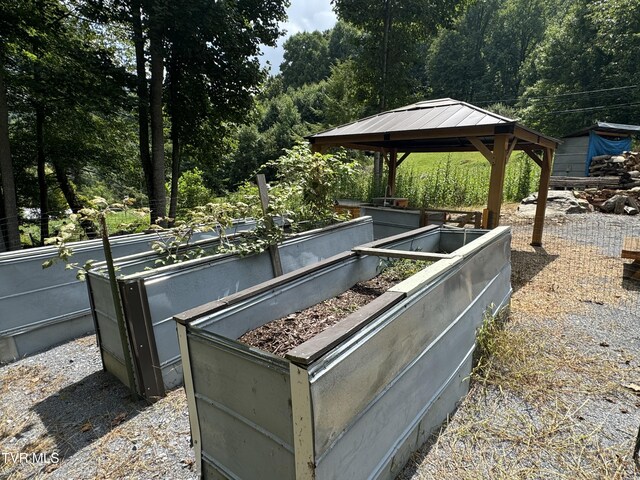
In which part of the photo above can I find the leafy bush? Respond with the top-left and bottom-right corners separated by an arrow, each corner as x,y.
174,168 -> 212,213
262,143 -> 357,227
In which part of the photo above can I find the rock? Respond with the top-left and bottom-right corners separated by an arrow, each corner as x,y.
517,190 -> 592,217
624,205 -> 639,215
601,194 -> 626,213
629,170 -> 640,178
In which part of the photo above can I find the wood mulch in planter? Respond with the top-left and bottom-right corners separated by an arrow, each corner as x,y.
239,260 -> 431,356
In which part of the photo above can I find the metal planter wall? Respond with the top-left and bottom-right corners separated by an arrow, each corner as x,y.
86,217 -> 375,400
176,226 -> 511,480
359,205 -> 481,239
0,221 -> 259,363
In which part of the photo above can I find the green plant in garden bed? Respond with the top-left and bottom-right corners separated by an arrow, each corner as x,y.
42,197 -> 150,280
261,143 -> 357,228
42,144 -> 356,274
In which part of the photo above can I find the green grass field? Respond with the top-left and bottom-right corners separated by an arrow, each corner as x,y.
392,151 -> 539,209
401,151 -> 488,172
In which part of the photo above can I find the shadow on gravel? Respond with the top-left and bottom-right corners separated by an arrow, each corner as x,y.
27,370 -> 148,459
510,247 -> 558,293
621,274 -> 640,292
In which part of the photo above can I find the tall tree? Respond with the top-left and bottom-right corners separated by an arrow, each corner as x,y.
519,0 -> 639,136
147,0 -> 166,225
427,0 -> 499,102
163,0 -> 287,214
280,31 -> 331,89
0,1 -> 21,249
332,0 -> 466,113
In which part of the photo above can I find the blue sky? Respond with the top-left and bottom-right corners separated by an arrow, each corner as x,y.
260,0 -> 337,74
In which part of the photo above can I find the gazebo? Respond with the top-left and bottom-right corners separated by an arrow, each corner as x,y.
307,98 -> 560,246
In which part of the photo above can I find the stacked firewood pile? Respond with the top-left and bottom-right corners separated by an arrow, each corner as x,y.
577,186 -> 640,215
589,151 -> 640,183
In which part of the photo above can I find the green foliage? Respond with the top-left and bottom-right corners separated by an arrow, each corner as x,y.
378,258 -> 432,282
42,197 -> 148,280
335,151 -> 539,208
173,168 -> 212,213
519,0 -> 640,136
281,31 -> 331,89
472,305 -> 508,381
262,144 -> 357,227
332,0 -> 467,112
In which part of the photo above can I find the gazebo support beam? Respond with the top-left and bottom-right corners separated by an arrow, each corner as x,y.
467,137 -> 495,164
387,149 -> 398,196
485,134 -> 510,228
531,147 -> 553,246
523,147 -> 543,168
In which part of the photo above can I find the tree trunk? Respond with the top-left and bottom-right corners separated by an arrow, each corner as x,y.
36,102 -> 48,245
168,131 -> 180,226
52,161 -> 82,213
132,0 -> 153,211
379,0 -> 392,112
168,48 -> 180,226
0,68 -> 21,250
53,160 -> 97,238
149,20 -> 166,226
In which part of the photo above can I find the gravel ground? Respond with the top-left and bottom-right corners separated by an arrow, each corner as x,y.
1,210 -> 639,479
0,336 -> 196,480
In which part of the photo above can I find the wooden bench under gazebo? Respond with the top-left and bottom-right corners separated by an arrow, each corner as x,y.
307,98 -> 560,246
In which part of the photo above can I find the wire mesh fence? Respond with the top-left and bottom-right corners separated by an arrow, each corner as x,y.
505,208 -> 640,317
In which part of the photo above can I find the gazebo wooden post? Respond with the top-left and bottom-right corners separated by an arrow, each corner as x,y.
387,148 -> 398,196
531,147 -> 553,246
485,134 -> 510,228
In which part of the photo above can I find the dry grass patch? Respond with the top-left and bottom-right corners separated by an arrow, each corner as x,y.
404,387 -> 635,480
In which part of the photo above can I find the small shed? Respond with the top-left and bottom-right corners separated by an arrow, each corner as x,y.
552,122 -> 640,177
307,98 -> 560,246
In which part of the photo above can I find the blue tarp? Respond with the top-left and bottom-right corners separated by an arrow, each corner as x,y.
585,131 -> 631,175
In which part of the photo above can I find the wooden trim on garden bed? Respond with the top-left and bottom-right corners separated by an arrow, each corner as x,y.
285,291 -> 406,366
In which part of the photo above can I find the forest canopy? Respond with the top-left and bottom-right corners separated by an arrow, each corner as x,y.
1,0 -> 638,249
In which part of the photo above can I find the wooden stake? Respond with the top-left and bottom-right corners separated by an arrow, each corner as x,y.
256,174 -> 283,277
100,214 -> 138,400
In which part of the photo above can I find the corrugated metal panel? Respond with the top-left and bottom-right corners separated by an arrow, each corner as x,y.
553,136 -> 589,177
309,229 -> 511,479
90,217 -> 375,397
0,220 -> 260,363
359,206 -> 422,239
188,333 -> 295,480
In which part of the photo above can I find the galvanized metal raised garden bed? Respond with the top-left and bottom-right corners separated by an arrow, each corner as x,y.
175,225 -> 511,480
359,205 -> 482,239
0,220 -> 262,363
86,217 -> 375,400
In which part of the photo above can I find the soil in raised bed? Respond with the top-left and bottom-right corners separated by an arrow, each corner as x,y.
238,260 -> 430,356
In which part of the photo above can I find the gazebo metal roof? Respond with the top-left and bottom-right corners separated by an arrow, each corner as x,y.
308,98 -> 559,152
307,98 -> 560,246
